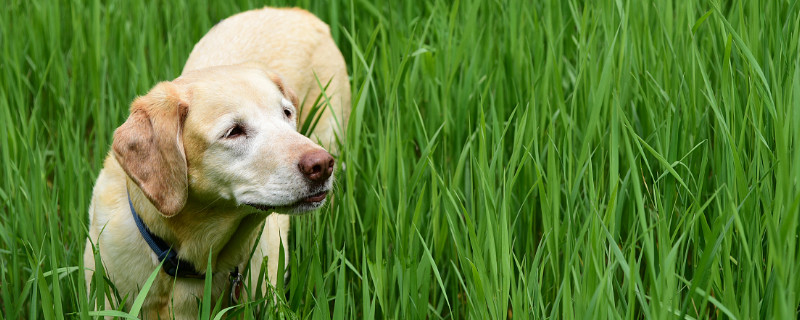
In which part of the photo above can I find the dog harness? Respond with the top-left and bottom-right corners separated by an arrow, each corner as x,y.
127,188 -> 244,303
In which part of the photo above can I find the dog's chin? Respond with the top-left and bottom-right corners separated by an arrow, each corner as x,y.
244,190 -> 328,215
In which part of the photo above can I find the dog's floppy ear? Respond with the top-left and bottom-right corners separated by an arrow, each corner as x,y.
112,82 -> 189,217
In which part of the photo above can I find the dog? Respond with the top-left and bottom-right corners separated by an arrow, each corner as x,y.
83,7 -> 350,318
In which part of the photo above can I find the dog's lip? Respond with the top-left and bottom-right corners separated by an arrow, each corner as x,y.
303,191 -> 327,203
245,190 -> 329,212
245,202 -> 274,212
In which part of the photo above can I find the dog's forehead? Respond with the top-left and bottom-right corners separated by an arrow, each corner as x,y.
181,70 -> 283,119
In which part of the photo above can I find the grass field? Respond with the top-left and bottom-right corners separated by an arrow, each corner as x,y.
2,0 -> 800,318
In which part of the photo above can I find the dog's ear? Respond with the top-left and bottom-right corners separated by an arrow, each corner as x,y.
112,82 -> 189,217
238,61 -> 299,107
267,72 -> 299,108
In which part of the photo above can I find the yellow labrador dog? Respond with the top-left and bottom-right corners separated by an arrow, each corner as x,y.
83,7 -> 349,318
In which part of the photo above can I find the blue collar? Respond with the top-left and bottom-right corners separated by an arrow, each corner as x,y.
127,188 -> 204,279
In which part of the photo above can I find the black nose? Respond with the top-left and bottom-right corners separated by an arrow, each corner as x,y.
298,149 -> 334,183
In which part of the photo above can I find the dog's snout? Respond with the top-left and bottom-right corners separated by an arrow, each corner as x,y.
298,149 -> 334,183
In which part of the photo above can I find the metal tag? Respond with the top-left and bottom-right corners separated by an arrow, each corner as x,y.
229,268 -> 243,305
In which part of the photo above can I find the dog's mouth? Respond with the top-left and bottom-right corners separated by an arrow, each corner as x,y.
245,202 -> 275,212
245,190 -> 329,214
303,190 -> 328,203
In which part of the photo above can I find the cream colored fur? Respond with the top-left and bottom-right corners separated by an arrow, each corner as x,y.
84,7 -> 349,319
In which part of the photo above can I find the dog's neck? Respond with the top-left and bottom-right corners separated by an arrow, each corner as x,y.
127,179 -> 267,274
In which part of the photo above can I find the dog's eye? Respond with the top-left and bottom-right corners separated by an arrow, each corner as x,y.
223,124 -> 246,139
283,108 -> 292,118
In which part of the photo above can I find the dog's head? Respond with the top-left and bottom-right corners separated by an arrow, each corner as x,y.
112,63 -> 334,217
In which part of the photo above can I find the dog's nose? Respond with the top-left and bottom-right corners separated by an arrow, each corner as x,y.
298,149 -> 334,183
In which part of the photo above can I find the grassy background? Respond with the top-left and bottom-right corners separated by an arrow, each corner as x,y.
2,0 -> 800,318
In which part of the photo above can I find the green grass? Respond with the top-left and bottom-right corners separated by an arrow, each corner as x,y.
2,0 -> 800,318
